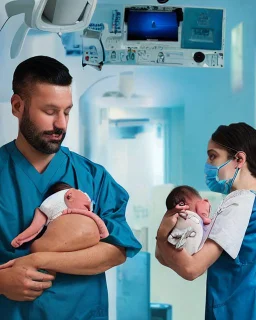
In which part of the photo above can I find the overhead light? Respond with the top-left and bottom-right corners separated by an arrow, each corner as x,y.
157,0 -> 169,3
0,0 -> 97,58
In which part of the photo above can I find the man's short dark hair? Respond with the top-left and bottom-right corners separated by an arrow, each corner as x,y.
12,55 -> 73,99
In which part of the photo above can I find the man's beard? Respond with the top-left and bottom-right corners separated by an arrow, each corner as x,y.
20,109 -> 66,155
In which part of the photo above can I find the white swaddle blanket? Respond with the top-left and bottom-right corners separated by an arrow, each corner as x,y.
40,190 -> 68,224
168,211 -> 204,255
40,189 -> 93,225
167,190 -> 256,257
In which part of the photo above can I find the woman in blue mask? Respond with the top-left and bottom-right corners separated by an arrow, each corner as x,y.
155,122 -> 256,320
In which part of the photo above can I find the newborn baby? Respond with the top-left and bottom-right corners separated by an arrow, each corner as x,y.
11,182 -> 109,253
166,185 -> 211,255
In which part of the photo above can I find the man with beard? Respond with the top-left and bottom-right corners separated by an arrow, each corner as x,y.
0,56 -> 141,320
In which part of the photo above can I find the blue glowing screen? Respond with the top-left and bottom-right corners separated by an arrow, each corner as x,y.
127,11 -> 178,41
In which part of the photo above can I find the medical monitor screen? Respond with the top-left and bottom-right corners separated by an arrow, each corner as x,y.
127,11 -> 179,42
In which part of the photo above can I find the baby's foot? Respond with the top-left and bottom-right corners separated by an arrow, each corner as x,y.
62,208 -> 72,215
11,238 -> 21,248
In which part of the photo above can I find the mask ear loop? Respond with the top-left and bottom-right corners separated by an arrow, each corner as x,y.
217,159 -> 232,170
212,141 -> 246,167
228,153 -> 242,187
229,167 -> 240,186
216,158 -> 237,184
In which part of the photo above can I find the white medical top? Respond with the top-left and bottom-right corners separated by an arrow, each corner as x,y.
200,190 -> 255,259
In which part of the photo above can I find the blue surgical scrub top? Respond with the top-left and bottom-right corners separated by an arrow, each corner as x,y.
205,194 -> 256,320
0,141 -> 142,320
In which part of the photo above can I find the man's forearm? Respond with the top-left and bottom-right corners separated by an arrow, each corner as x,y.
0,271 -> 6,294
35,242 -> 126,275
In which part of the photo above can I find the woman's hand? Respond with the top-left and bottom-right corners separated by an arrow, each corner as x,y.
156,205 -> 189,241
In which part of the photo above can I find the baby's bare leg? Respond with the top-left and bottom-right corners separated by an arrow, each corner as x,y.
31,214 -> 100,253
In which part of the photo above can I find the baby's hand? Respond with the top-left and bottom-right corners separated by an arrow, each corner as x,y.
175,203 -> 189,219
175,203 -> 189,210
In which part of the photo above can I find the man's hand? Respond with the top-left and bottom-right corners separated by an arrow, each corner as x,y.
0,254 -> 55,301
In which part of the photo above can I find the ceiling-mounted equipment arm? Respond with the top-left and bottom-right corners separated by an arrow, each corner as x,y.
0,0 -> 97,58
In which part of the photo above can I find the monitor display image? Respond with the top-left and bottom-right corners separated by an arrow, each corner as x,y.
181,8 -> 224,50
127,11 -> 179,42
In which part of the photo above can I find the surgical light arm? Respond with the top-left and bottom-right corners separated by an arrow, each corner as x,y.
0,0 -> 97,58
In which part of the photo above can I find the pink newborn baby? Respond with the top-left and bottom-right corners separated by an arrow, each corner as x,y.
11,182 -> 109,254
166,185 -> 211,255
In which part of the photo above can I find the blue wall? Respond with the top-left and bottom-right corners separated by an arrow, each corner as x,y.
0,0 -> 255,191
128,0 -> 256,190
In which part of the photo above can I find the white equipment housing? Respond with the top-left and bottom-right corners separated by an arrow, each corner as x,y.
0,0 -> 97,58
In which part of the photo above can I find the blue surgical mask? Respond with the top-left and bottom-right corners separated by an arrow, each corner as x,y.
204,159 -> 239,195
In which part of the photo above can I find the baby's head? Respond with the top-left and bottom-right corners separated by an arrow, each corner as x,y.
166,185 -> 201,211
166,185 -> 211,224
43,182 -> 92,212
